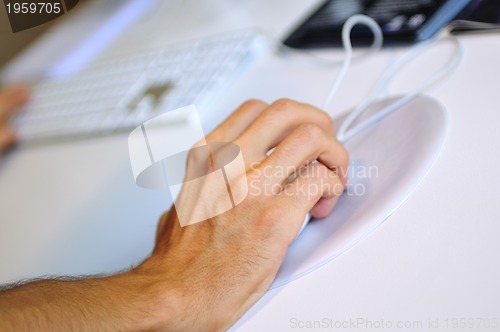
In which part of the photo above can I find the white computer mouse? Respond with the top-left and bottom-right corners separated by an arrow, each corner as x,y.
282,94 -> 447,288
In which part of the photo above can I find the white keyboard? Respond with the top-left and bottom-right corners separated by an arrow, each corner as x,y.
14,30 -> 267,142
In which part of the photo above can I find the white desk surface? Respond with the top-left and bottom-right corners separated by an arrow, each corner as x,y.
1,1 -> 499,331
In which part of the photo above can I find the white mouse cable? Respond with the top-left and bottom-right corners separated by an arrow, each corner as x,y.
276,22 -> 383,68
336,36 -> 464,143
320,15 -> 464,143
274,14 -> 463,141
321,15 -> 383,111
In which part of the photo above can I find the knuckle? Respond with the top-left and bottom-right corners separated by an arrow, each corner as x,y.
271,98 -> 300,113
186,149 -> 198,167
321,110 -> 335,130
259,98 -> 301,125
186,141 -> 208,166
297,123 -> 325,144
241,98 -> 266,110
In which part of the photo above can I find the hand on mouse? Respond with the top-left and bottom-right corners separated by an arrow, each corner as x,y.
0,86 -> 29,154
0,98 -> 348,332
133,99 -> 349,331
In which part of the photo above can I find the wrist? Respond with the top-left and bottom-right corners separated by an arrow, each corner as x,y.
123,263 -> 190,331
130,256 -> 258,332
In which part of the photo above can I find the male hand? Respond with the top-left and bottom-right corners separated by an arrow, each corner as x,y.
0,86 -> 29,154
134,99 -> 349,331
0,98 -> 348,332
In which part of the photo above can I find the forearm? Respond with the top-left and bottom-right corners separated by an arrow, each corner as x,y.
0,272 -> 171,331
